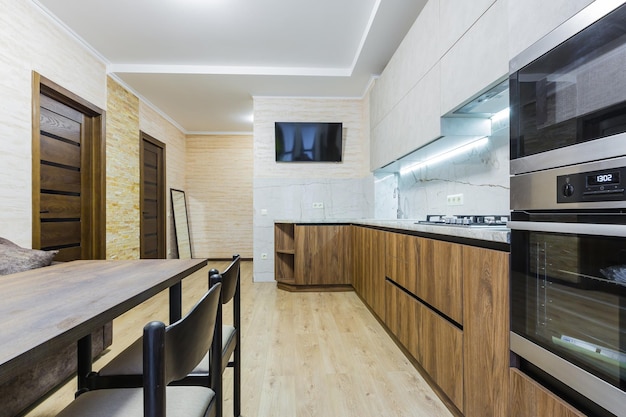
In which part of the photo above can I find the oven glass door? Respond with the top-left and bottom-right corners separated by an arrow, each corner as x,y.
510,4 -> 626,160
510,214 -> 626,390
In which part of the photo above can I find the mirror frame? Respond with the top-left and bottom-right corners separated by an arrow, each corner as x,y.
170,188 -> 193,259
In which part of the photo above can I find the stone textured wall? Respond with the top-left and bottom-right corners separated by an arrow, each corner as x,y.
106,77 -> 140,259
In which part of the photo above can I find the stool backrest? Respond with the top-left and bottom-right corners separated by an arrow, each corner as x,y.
219,255 -> 240,305
165,281 -> 222,382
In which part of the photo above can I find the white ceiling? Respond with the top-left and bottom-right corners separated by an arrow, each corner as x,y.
34,0 -> 427,133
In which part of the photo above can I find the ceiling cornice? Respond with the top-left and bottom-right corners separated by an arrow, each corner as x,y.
108,64 -> 352,77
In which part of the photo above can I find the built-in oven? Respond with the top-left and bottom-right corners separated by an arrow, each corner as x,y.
509,3 -> 626,415
509,156 -> 626,416
509,1 -> 626,176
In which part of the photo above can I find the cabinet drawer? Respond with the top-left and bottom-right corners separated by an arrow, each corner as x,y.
510,368 -> 587,417
385,232 -> 419,294
420,302 -> 464,412
417,238 -> 463,324
385,281 -> 420,360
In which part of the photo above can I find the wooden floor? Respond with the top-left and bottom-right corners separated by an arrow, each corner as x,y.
24,260 -> 453,417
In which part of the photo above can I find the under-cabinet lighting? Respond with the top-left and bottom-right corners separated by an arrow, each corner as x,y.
490,108 -> 510,124
399,137 -> 489,176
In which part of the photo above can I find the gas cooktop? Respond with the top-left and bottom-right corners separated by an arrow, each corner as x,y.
416,214 -> 510,228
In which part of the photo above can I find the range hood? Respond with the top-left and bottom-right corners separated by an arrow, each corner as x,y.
377,80 -> 509,175
452,80 -> 509,117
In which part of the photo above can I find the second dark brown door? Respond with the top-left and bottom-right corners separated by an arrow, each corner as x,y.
140,133 -> 166,259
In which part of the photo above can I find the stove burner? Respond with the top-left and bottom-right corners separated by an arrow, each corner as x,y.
417,214 -> 510,227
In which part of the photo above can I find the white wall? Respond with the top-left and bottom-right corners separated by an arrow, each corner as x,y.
0,0 -> 106,247
253,97 -> 373,281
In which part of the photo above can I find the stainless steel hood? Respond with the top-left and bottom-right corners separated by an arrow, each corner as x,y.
452,80 -> 509,117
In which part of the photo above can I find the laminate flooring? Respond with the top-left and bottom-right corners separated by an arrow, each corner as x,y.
24,261 -> 453,417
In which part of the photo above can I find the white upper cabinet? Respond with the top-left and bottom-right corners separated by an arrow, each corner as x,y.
370,0 -> 440,128
508,0 -> 594,60
371,65 -> 441,170
440,0 -> 508,116
438,0 -> 497,57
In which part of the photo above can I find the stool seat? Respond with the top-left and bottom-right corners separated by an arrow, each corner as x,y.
56,387 -> 214,417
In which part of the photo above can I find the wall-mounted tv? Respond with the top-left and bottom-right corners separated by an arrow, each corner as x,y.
275,122 -> 343,162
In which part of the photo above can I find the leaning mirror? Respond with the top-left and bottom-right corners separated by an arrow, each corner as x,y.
170,188 -> 192,259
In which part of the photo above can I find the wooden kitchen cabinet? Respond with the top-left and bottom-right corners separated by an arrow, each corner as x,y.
510,368 -> 587,417
380,229 -> 510,416
463,245 -> 509,417
277,223 -> 512,416
352,226 -> 386,320
385,279 -> 464,412
386,233 -> 463,325
275,223 -> 352,291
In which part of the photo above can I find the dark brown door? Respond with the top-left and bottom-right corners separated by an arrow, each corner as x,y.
140,133 -> 166,259
33,74 -> 106,260
37,96 -> 86,261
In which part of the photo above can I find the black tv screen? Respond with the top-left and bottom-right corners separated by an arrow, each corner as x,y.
275,122 -> 343,162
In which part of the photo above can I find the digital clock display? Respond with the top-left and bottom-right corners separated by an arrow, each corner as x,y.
587,171 -> 620,186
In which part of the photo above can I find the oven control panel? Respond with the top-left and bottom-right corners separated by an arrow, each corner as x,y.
557,167 -> 626,203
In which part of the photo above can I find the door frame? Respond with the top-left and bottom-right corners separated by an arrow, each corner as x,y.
31,72 -> 106,259
140,132 -> 166,259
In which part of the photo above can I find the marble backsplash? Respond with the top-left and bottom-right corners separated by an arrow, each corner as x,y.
375,128 -> 510,220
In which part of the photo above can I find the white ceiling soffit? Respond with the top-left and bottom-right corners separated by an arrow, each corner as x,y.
34,0 -> 427,133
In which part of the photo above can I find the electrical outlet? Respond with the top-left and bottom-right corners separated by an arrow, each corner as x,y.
260,253 -> 268,260
447,193 -> 464,206
312,202 -> 324,209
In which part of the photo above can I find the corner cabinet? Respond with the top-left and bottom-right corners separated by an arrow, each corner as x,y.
274,223 -> 352,291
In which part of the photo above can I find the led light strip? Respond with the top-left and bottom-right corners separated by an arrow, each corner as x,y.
399,137 -> 489,176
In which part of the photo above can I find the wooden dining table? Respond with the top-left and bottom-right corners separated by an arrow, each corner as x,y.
0,258 -> 208,390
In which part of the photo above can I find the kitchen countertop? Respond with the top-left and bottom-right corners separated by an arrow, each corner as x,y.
278,219 -> 510,244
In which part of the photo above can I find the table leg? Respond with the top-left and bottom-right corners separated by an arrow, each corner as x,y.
77,334 -> 92,392
170,282 -> 182,323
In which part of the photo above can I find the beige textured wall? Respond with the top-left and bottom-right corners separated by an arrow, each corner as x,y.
106,77 -> 141,259
186,135 -> 254,258
0,0 -> 106,247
